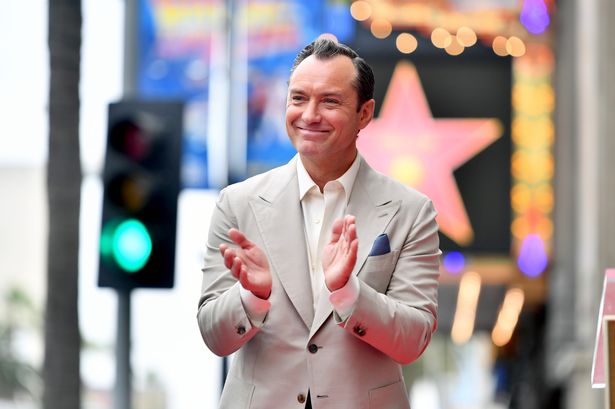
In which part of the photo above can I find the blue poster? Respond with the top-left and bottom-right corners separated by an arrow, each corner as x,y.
245,0 -> 354,175
137,0 -> 354,187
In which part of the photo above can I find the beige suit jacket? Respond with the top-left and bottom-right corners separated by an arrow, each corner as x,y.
197,156 -> 440,409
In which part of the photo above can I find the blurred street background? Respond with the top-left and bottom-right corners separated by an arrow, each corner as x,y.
1,0 -> 614,408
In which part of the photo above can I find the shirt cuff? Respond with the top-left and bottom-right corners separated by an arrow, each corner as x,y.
328,275 -> 360,320
239,286 -> 271,325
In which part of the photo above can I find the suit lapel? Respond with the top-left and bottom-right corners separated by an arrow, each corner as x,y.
309,158 -> 400,338
249,159 -> 314,329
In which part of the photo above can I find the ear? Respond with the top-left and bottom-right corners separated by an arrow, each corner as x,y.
358,99 -> 375,130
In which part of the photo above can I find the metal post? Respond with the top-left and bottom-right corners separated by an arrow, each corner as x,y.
113,1 -> 139,408
123,0 -> 139,97
115,288 -> 132,409
227,0 -> 248,183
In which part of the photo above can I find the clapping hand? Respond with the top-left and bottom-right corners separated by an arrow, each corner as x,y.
219,228 -> 272,299
322,215 -> 358,291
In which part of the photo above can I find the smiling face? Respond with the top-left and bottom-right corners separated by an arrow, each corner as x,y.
285,54 -> 375,171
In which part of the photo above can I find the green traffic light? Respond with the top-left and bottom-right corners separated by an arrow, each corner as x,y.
101,219 -> 152,273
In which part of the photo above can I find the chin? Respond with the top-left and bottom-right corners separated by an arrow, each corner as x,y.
298,141 -> 327,156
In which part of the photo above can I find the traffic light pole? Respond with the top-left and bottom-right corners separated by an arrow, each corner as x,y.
115,288 -> 132,409
116,0 -> 138,408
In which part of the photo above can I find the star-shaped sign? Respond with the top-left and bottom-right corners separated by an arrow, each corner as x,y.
358,62 -> 503,246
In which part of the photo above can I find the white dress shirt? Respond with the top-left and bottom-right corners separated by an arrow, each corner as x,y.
239,154 -> 362,323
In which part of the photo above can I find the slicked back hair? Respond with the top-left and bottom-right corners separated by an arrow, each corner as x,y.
290,39 -> 375,112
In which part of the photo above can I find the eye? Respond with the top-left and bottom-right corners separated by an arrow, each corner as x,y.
290,95 -> 306,103
323,98 -> 340,105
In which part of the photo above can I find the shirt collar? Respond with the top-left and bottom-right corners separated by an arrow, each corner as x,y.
297,154 -> 361,204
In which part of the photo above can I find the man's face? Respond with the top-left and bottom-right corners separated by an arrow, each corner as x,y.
285,54 -> 374,166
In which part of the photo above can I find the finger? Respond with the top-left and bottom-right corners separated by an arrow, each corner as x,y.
343,215 -> 357,248
344,215 -> 356,235
350,238 -> 359,258
347,238 -> 359,267
329,218 -> 344,243
238,265 -> 251,291
230,256 -> 242,279
228,228 -> 253,249
219,243 -> 228,257
346,221 -> 357,242
222,247 -> 236,270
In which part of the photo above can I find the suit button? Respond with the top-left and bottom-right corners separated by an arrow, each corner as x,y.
353,325 -> 366,336
236,325 -> 246,335
297,393 -> 306,403
308,344 -> 318,353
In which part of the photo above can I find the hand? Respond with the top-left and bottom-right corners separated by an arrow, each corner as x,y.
219,228 -> 272,299
322,215 -> 358,291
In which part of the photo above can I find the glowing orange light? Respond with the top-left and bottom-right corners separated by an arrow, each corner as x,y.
492,288 -> 524,347
511,46 -> 555,272
511,216 -> 553,241
350,1 -> 372,21
511,184 -> 531,213
451,271 -> 481,344
506,36 -> 526,58
535,185 -> 554,213
445,37 -> 464,56
493,36 -> 508,57
396,33 -> 418,54
511,151 -> 554,183
456,26 -> 477,47
371,18 -> 393,39
512,118 -> 555,148
513,83 -> 555,115
431,27 -> 452,49
511,217 -> 529,239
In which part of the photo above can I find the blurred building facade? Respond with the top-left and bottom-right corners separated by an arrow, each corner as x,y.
548,0 -> 615,408
2,0 -> 615,408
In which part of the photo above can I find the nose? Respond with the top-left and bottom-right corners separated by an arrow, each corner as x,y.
301,100 -> 321,124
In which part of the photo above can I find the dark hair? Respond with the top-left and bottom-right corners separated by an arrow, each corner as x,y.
290,38 -> 375,111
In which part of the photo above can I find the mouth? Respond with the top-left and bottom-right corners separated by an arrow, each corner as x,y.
296,126 -> 331,137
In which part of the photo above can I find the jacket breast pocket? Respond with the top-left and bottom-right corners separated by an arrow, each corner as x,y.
369,380 -> 410,409
359,250 -> 399,293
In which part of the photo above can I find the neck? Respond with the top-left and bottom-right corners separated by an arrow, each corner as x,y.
300,151 -> 357,192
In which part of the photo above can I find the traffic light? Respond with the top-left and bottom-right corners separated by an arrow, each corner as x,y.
98,100 -> 184,290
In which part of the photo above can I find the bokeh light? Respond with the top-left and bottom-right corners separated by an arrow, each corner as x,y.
492,288 -> 525,346
396,33 -> 418,54
517,234 -> 548,277
431,27 -> 452,49
350,0 -> 372,21
451,271 -> 482,344
443,251 -> 465,274
492,36 -> 508,56
520,0 -> 551,34
371,18 -> 393,39
456,26 -> 477,47
445,37 -> 464,56
506,36 -> 527,57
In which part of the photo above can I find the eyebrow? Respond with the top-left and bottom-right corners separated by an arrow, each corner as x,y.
288,88 -> 345,98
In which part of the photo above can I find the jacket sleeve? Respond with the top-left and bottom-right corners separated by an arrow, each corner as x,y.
196,188 -> 263,356
337,198 -> 441,365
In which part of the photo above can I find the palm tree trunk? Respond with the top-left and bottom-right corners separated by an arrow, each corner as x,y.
43,1 -> 82,408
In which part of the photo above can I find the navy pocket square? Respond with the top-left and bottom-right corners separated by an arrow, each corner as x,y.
369,234 -> 390,256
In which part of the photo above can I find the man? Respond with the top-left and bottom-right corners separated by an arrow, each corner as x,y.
197,38 -> 440,409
